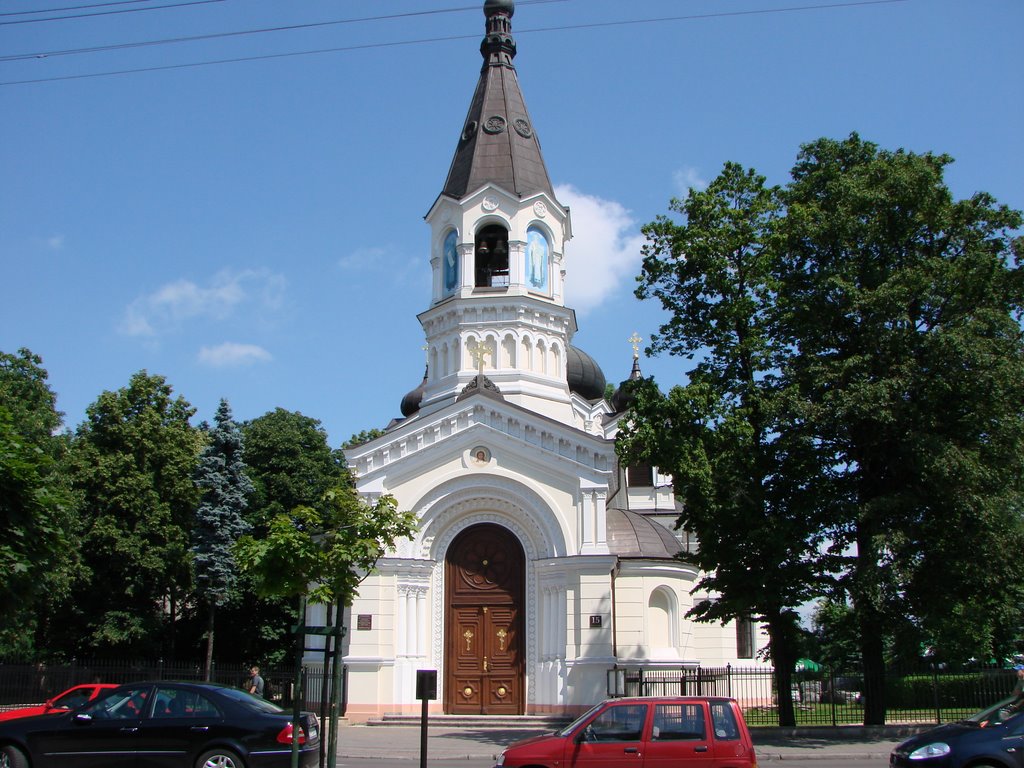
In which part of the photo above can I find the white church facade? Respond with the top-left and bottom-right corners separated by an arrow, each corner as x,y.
307,0 -> 767,720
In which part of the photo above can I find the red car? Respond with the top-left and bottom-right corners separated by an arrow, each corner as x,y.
0,683 -> 117,722
494,696 -> 757,768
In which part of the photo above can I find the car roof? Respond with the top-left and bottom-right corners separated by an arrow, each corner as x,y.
608,696 -> 737,703
111,681 -> 234,691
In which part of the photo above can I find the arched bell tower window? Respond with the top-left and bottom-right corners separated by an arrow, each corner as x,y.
526,226 -> 549,293
475,224 -> 509,288
442,229 -> 459,294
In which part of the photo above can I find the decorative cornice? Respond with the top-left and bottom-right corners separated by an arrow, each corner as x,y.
347,399 -> 614,482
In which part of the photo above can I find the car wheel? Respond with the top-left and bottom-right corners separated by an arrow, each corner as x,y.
0,745 -> 29,768
196,748 -> 245,768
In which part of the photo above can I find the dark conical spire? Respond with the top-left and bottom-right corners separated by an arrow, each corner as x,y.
441,1 -> 556,201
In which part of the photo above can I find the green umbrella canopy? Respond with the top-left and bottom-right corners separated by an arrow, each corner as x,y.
796,658 -> 821,672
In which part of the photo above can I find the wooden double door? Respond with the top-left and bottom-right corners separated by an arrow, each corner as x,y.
445,523 -> 525,714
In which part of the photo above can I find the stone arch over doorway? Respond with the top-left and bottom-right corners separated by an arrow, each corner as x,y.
444,522 -> 525,714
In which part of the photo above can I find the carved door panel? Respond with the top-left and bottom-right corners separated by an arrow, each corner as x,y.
482,604 -> 520,713
450,606 -> 485,711
445,524 -> 524,715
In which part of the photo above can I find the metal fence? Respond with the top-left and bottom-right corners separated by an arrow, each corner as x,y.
612,664 -> 1021,726
2,658 -> 1016,726
0,658 -> 344,716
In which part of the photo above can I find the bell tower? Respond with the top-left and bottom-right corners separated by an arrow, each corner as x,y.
407,0 -> 603,425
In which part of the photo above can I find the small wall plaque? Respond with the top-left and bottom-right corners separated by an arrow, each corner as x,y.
589,615 -> 602,628
357,614 -> 372,631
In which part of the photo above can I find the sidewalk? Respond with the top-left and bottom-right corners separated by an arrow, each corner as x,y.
336,722 -> 916,761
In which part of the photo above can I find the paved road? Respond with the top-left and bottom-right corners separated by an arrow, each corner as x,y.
334,759 -> 885,768
332,722 -> 912,763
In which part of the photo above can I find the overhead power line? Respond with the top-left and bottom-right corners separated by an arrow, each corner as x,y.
0,0 -> 224,26
1,1 -> 567,62
0,0 -> 911,88
0,1 -> 158,18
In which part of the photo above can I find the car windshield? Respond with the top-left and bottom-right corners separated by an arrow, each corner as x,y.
557,702 -> 606,737
52,688 -> 92,710
963,696 -> 1024,727
216,687 -> 285,714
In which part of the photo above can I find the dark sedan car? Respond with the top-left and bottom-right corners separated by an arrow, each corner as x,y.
0,680 -> 319,768
890,696 -> 1024,768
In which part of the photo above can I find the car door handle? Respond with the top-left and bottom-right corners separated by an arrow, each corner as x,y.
695,745 -> 709,752
624,747 -> 639,754
190,726 -> 209,732
120,727 -> 138,733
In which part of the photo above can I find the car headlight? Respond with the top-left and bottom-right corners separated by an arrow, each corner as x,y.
495,751 -> 506,767
908,742 -> 951,760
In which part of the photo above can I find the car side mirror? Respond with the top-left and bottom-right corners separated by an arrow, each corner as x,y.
576,725 -> 595,744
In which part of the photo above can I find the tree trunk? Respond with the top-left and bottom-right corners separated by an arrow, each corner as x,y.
854,521 -> 887,725
204,603 -> 216,682
859,608 -> 887,725
767,611 -> 799,727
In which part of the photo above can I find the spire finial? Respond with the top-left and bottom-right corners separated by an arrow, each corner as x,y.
481,0 -> 516,66
629,332 -> 643,359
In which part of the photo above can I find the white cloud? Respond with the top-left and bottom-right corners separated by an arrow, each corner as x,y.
119,268 -> 286,337
555,183 -> 645,314
672,166 -> 708,196
46,235 -> 65,251
197,342 -> 272,367
338,246 -> 388,271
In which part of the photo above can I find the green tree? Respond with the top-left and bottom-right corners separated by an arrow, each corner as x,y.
59,371 -> 204,657
774,134 -> 1024,721
243,409 -> 349,531
0,348 -> 64,445
343,428 -> 385,450
235,488 -> 417,606
193,399 -> 252,678
234,485 -> 416,768
810,598 -> 861,671
0,410 -> 76,656
0,348 -> 79,657
629,135 -> 1024,725
620,163 -> 829,726
205,408 -> 351,664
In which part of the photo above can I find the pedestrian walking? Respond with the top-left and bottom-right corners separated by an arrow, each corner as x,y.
247,666 -> 265,698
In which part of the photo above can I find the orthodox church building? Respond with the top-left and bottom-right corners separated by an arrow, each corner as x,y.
312,0 -> 766,719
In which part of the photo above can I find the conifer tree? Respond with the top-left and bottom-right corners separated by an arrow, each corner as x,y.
193,398 -> 252,679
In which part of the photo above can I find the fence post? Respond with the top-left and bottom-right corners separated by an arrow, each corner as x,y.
932,664 -> 941,725
726,664 -> 732,699
829,666 -> 837,727
639,668 -> 645,697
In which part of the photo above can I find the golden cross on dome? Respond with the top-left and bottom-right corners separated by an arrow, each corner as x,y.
470,343 -> 491,374
629,332 -> 643,358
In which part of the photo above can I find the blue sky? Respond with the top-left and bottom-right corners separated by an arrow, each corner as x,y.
2,0 -> 1021,446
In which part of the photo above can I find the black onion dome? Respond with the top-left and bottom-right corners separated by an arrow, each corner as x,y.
611,356 -> 644,413
606,508 -> 683,559
400,367 -> 428,417
484,0 -> 514,16
567,345 -> 606,401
